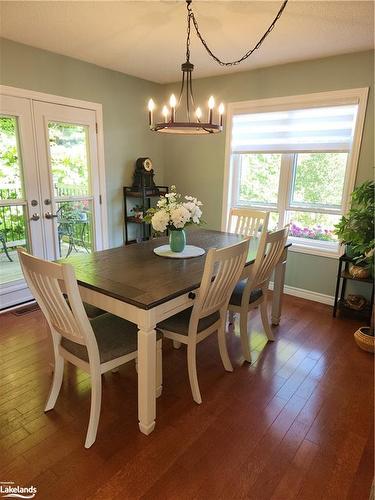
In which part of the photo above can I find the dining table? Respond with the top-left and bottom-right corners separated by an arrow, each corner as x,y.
62,228 -> 290,436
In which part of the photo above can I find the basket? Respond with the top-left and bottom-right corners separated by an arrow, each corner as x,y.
354,327 -> 375,353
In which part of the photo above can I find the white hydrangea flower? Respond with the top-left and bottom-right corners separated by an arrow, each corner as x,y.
183,201 -> 202,224
145,187 -> 203,232
170,206 -> 191,229
151,209 -> 170,232
157,198 -> 167,208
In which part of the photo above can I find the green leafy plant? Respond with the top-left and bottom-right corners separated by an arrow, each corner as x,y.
334,180 -> 374,275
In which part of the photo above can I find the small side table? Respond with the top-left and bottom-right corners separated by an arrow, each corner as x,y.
333,254 -> 374,324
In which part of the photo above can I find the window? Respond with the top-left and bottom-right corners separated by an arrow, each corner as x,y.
224,90 -> 368,257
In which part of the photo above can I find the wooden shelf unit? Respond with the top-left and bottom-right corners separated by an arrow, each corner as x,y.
333,253 -> 374,324
123,186 -> 168,245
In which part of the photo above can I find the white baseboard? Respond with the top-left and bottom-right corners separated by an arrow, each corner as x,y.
269,282 -> 334,306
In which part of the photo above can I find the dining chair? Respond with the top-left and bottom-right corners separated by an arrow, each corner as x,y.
227,207 -> 270,238
228,226 -> 289,363
157,239 -> 250,404
17,248 -> 162,448
227,208 -> 270,325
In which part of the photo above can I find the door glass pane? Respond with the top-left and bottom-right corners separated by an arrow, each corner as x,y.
291,153 -> 348,209
0,117 -> 30,286
287,211 -> 340,243
0,205 -> 30,284
0,116 -> 24,199
56,200 -> 93,258
238,154 -> 281,206
48,122 -> 90,197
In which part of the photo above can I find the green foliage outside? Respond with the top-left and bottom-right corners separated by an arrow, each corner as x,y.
239,152 -> 347,241
48,122 -> 90,197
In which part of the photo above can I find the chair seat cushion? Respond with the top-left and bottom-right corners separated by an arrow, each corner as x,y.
61,313 -> 161,363
229,281 -> 263,307
157,307 -> 220,336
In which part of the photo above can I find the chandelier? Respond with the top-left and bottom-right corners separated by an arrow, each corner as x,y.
148,0 -> 288,135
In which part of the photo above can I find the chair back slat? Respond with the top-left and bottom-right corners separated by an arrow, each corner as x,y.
248,226 -> 289,292
191,239 -> 249,324
228,208 -> 269,238
17,249 -> 92,346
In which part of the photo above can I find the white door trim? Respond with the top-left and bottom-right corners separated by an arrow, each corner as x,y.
0,84 -> 109,249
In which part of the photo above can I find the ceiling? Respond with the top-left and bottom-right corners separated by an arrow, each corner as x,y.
0,1 -> 374,84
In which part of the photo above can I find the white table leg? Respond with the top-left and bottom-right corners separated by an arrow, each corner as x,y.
137,323 -> 157,435
272,247 -> 288,326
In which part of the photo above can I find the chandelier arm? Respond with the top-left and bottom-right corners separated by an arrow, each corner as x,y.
188,0 -> 288,67
186,71 -> 190,122
177,70 -> 185,108
188,71 -> 197,117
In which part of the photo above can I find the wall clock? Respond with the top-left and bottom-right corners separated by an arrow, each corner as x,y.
132,157 -> 157,191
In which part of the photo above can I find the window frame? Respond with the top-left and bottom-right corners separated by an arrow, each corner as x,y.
222,89 -> 369,258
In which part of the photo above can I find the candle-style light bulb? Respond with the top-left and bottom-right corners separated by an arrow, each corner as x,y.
162,105 -> 169,123
195,107 -> 202,121
148,98 -> 155,127
208,96 -> 215,123
218,102 -> 224,127
169,94 -> 177,122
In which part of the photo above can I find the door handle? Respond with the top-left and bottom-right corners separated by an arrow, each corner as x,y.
30,213 -> 40,221
45,212 -> 58,219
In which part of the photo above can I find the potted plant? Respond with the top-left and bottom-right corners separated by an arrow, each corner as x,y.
334,180 -> 374,278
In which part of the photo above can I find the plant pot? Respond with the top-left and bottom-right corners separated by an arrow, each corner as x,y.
348,264 -> 370,280
354,326 -> 374,353
169,229 -> 186,253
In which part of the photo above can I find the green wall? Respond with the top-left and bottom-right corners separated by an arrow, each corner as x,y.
162,51 -> 374,297
1,39 -> 373,297
0,38 -> 164,247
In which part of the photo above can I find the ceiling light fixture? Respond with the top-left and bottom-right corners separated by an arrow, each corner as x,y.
148,0 -> 288,135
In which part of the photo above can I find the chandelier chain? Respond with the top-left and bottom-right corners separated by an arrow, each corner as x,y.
186,0 -> 288,67
186,1 -> 192,62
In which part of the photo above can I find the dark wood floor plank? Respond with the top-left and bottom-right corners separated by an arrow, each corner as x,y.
0,295 -> 373,500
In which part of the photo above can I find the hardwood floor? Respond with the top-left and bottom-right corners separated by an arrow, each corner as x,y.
0,294 -> 373,499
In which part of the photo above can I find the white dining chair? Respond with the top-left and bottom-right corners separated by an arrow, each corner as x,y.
228,207 -> 270,238
228,226 -> 289,363
17,248 -> 162,448
227,207 -> 270,325
157,239 -> 250,404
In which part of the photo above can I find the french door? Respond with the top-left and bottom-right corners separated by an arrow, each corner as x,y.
0,92 -> 106,309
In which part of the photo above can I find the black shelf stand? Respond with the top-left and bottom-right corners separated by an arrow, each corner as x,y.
333,253 -> 374,324
123,186 -> 168,245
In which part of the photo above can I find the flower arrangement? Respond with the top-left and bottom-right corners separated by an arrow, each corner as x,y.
144,186 -> 203,233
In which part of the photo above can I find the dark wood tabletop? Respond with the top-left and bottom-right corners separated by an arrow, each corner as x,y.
61,229 -> 270,310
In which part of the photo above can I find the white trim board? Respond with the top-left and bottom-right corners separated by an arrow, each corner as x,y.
268,281 -> 334,306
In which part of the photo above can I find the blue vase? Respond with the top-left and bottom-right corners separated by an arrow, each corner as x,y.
169,229 -> 186,253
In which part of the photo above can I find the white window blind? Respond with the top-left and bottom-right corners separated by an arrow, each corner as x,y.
231,104 -> 358,154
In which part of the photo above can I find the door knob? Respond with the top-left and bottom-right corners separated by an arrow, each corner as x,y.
45,212 -> 58,219
30,213 -> 40,221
